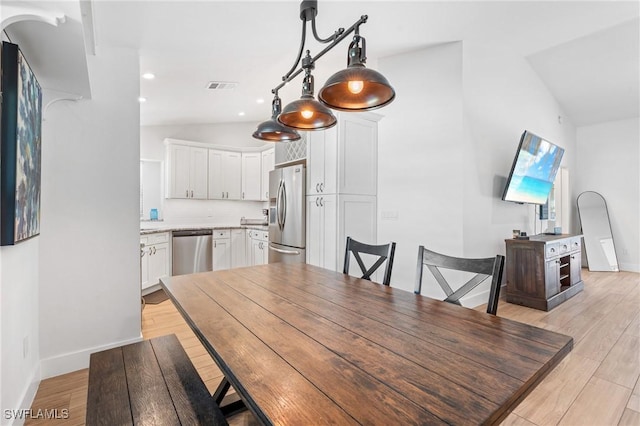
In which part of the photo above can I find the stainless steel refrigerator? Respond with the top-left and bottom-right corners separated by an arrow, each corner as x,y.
268,164 -> 306,263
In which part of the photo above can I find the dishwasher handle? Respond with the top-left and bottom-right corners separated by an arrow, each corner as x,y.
172,229 -> 213,237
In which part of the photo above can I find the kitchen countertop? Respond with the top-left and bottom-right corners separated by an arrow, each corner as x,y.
140,222 -> 268,235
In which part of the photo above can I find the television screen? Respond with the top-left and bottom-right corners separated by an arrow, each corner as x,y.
502,130 -> 564,205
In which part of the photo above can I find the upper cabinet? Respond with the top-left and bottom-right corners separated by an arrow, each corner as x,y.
261,148 -> 275,201
306,113 -> 379,196
241,152 -> 262,201
209,150 -> 242,200
166,145 -> 208,199
164,139 -> 271,201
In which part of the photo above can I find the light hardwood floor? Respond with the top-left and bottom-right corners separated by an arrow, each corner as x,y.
25,269 -> 639,425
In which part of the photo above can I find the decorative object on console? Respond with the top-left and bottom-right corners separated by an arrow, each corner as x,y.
0,42 -> 43,246
253,0 -> 395,140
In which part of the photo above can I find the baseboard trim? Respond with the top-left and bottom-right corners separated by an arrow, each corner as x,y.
461,284 -> 506,310
6,365 -> 42,426
619,262 -> 640,273
39,334 -> 143,379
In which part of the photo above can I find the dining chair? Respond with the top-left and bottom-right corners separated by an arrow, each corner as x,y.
414,246 -> 505,315
343,237 -> 397,286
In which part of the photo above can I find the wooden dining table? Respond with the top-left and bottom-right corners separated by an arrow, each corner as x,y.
161,262 -> 573,425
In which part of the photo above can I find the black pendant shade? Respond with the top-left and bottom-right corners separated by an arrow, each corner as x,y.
253,96 -> 301,141
318,64 -> 395,111
318,35 -> 395,111
252,118 -> 301,141
277,94 -> 337,130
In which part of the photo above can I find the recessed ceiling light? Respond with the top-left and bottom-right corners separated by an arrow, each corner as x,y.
256,98 -> 265,104
138,97 -> 147,103
238,112 -> 245,116
142,72 -> 155,80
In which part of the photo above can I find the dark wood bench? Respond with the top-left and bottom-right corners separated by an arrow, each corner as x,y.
86,334 -> 228,425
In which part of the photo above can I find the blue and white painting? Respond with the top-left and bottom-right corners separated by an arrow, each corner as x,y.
14,49 -> 42,242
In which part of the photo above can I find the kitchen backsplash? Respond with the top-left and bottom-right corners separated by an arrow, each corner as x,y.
158,198 -> 267,224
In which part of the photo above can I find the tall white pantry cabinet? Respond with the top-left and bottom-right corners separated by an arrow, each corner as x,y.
306,112 -> 380,273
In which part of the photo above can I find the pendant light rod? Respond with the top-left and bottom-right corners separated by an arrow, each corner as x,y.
271,14 -> 368,95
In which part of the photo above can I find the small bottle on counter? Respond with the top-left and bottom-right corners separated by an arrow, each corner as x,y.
150,208 -> 159,220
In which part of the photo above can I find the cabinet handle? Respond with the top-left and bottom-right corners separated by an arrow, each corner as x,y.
226,192 -> 229,198
315,197 -> 320,207
242,192 -> 245,199
315,183 -> 319,192
222,191 -> 224,198
185,190 -> 189,197
550,248 -> 555,253
556,260 -> 560,264
319,197 -> 324,207
153,247 -> 156,255
320,183 -> 324,192
571,256 -> 575,259
191,190 -> 194,198
214,241 -> 217,248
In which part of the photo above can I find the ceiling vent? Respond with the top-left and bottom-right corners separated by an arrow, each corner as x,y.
206,81 -> 238,90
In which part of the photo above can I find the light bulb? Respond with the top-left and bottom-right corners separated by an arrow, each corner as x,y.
301,109 -> 314,119
347,80 -> 364,94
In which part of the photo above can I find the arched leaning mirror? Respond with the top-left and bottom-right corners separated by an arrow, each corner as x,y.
577,191 -> 619,272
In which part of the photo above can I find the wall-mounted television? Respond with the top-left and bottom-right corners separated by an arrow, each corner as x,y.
502,130 -> 564,205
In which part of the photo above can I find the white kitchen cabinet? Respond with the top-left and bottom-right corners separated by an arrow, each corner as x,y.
306,194 -> 337,271
242,152 -> 262,201
166,145 -> 208,199
261,148 -> 275,201
212,229 -> 231,271
209,150 -> 242,200
247,229 -> 268,266
306,113 -> 378,196
231,228 -> 247,268
140,232 -> 170,290
305,113 -> 380,274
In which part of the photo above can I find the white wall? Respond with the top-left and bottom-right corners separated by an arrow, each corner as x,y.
1,239 -> 40,424
377,43 -> 465,297
141,123 -> 268,223
575,117 -> 640,272
38,46 -> 141,378
377,41 -> 578,305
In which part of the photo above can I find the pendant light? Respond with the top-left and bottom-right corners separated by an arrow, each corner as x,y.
253,0 -> 395,140
252,95 -> 301,141
318,34 -> 395,111
277,53 -> 337,131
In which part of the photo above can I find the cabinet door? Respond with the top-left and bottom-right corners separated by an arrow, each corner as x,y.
213,239 -> 231,271
261,149 -> 275,201
168,145 -> 190,198
147,243 -> 169,289
250,239 -> 262,266
306,195 -> 337,270
190,147 -> 208,199
338,115 -> 377,195
306,128 -> 338,195
225,152 -> 242,200
231,229 -> 246,268
242,153 -> 262,200
337,194 -> 375,272
140,245 -> 150,289
208,150 -> 225,200
545,258 -> 560,298
570,251 -> 582,285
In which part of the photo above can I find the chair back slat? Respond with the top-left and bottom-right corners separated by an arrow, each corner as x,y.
415,245 -> 505,315
344,237 -> 396,286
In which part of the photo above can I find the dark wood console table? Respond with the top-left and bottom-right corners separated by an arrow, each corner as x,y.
505,234 -> 584,311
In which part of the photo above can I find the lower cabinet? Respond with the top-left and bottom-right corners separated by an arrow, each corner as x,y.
140,232 -> 170,291
306,194 -> 376,273
231,229 -> 247,268
247,229 -> 268,266
505,234 -> 584,311
212,229 -> 231,271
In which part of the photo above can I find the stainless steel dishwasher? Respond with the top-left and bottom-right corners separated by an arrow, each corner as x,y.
172,230 -> 213,275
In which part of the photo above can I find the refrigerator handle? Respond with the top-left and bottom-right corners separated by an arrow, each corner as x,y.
277,181 -> 285,229
281,181 -> 287,230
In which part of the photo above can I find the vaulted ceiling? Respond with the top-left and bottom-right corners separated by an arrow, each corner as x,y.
5,1 -> 639,128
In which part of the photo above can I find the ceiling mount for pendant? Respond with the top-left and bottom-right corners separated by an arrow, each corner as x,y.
253,0 -> 395,141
